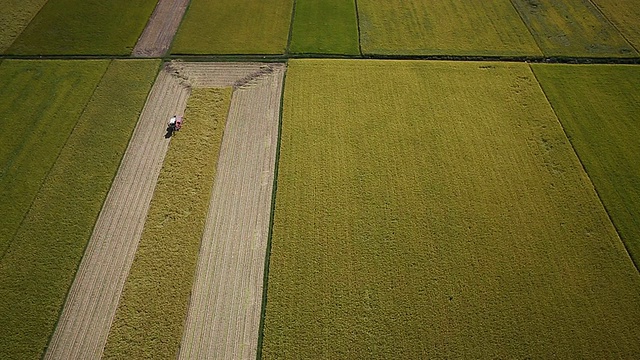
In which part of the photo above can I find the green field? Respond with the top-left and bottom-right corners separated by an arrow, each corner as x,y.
104,88 -> 232,359
591,0 -> 640,51
172,0 -> 294,54
289,0 -> 359,55
0,60 -> 108,256
0,60 -> 159,359
357,0 -> 541,56
0,0 -> 49,53
532,64 -> 640,268
6,0 -> 157,55
511,0 -> 637,58
261,60 -> 640,358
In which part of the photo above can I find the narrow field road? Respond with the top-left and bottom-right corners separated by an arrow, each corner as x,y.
44,66 -> 191,360
132,0 -> 191,57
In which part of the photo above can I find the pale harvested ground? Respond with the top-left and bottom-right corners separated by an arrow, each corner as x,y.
132,0 -> 190,57
45,62 -> 285,360
44,65 -> 191,360
176,63 -> 285,360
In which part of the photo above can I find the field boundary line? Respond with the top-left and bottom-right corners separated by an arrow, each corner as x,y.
285,0 -> 297,55
0,60 -> 111,262
507,0 -> 545,57
586,0 -> 640,55
353,0 -> 363,56
255,61 -> 288,360
528,63 -> 638,273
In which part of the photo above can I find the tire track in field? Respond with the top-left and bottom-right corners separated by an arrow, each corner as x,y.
45,62 -> 285,360
44,65 -> 191,360
176,63 -> 285,360
132,0 -> 191,57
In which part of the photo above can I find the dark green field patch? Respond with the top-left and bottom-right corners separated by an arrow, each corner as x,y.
289,0 -> 360,55
0,60 -> 159,359
0,60 -> 109,256
511,0 -> 637,57
532,64 -> 640,268
6,0 -> 157,55
172,0 -> 294,54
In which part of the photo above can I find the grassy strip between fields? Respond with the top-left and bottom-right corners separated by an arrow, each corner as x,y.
172,0 -> 294,54
0,59 -> 159,359
261,59 -> 640,358
357,0 -> 541,56
6,0 -> 158,55
103,88 -> 232,359
289,0 -> 359,55
591,0 -> 640,52
532,63 -> 640,268
0,0 -> 49,53
510,0 -> 637,58
0,60 -> 109,257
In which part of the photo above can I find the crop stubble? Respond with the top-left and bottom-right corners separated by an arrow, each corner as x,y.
132,0 -> 191,57
46,62 -> 285,360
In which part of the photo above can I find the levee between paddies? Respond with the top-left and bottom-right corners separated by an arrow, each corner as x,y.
261,59 -> 640,359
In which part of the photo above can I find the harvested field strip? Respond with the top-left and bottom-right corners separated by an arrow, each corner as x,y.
262,59 -> 640,358
178,63 -> 285,360
44,63 -> 187,360
0,60 -> 108,256
6,0 -> 157,55
0,0 -> 49,53
0,59 -> 158,360
171,0 -> 294,54
357,0 -> 541,56
132,0 -> 191,57
290,0 -> 360,55
510,0 -> 637,57
532,64 -> 640,268
591,0 -> 640,52
103,88 -> 232,359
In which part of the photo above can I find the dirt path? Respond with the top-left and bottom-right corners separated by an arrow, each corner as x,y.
176,63 -> 285,360
44,65 -> 191,360
45,62 -> 285,360
132,0 -> 190,57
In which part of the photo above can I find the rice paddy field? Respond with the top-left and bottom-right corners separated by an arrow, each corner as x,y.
171,0 -> 294,54
1,1 -> 640,359
357,0 -> 542,56
261,59 -> 640,358
104,88 -> 231,359
532,64 -> 640,268
510,0 -> 637,58
6,0 -> 157,55
289,0 -> 360,55
0,60 -> 159,359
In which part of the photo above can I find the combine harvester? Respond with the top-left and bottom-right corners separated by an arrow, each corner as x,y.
166,115 -> 183,137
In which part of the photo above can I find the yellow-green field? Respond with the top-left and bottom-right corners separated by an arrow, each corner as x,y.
591,0 -> 640,51
172,0 -> 294,54
357,0 -> 541,56
532,64 -> 640,268
0,59 -> 159,359
261,60 -> 640,358
104,88 -> 231,359
511,0 -> 637,57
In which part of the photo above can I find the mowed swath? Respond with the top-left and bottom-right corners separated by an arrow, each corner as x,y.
510,0 -> 637,57
591,0 -> 640,51
532,64 -> 640,268
261,60 -> 640,358
172,0 -> 293,54
357,0 -> 541,56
